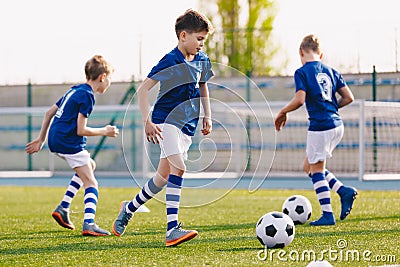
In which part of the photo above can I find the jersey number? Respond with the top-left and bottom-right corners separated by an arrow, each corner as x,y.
317,73 -> 333,102
55,89 -> 76,118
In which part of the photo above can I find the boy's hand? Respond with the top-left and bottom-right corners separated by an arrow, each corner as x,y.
274,111 -> 287,131
25,138 -> 44,154
144,120 -> 163,144
105,125 -> 119,137
201,117 -> 212,136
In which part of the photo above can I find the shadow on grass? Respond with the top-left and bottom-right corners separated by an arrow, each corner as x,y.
0,230 -> 75,241
0,223 -> 257,256
0,238 -> 164,256
216,246 -> 257,252
342,214 -> 400,222
296,228 -> 400,238
194,223 -> 254,231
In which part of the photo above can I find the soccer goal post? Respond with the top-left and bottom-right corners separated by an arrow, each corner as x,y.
359,100 -> 400,180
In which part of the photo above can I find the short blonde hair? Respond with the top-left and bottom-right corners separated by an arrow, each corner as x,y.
300,34 -> 322,54
85,55 -> 114,81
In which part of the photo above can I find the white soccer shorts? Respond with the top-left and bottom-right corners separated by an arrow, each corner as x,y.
306,124 -> 344,164
56,150 -> 91,169
157,123 -> 192,161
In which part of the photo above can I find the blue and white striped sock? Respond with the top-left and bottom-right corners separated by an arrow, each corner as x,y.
61,174 -> 83,210
166,174 -> 183,235
126,177 -> 163,213
311,172 -> 333,215
83,187 -> 98,224
325,169 -> 344,193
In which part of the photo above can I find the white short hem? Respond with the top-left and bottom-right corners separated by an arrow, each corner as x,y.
56,150 -> 91,169
157,123 -> 192,161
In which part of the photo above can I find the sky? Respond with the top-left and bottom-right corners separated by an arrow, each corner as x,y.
1,0 -> 400,85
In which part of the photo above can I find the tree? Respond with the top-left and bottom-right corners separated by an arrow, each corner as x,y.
201,0 -> 283,76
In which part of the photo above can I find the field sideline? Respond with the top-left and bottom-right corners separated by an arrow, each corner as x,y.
0,186 -> 399,266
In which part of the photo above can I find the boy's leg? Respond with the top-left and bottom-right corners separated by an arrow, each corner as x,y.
52,173 -> 83,230
309,161 -> 335,226
75,163 -> 110,236
165,154 -> 197,247
325,169 -> 344,193
112,161 -> 167,236
325,169 -> 358,220
61,173 -> 83,209
166,174 -> 183,232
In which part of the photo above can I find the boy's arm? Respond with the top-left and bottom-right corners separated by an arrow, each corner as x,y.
138,77 -> 163,143
138,77 -> 158,123
200,83 -> 212,136
77,113 -> 119,137
274,90 -> 306,131
25,104 -> 58,154
336,86 -> 354,108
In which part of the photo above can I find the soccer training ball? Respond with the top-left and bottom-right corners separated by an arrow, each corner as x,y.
282,195 -> 312,225
306,260 -> 333,267
256,211 -> 295,248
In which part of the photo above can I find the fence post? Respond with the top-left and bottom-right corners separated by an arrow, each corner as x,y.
246,70 -> 252,172
358,100 -> 365,181
27,80 -> 32,171
372,66 -> 378,173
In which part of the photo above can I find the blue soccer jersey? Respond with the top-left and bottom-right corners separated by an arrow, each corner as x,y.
148,46 -> 214,136
48,84 -> 95,154
294,61 -> 346,131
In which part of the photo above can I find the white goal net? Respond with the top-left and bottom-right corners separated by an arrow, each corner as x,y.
360,101 -> 400,180
0,101 -> 399,180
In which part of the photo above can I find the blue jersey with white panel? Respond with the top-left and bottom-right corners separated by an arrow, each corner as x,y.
294,61 -> 346,131
148,46 -> 214,136
48,83 -> 95,154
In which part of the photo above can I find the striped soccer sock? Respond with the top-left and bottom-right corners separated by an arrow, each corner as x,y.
61,173 -> 83,210
83,187 -> 98,224
311,172 -> 333,215
166,174 -> 183,235
325,169 -> 344,193
126,177 -> 163,213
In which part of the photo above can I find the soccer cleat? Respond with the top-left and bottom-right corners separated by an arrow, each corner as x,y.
82,222 -> 111,236
165,223 -> 198,247
338,186 -> 358,220
310,213 -> 336,226
112,201 -> 133,237
52,205 -> 75,230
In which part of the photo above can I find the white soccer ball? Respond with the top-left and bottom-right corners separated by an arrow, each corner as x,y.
282,195 -> 312,225
256,211 -> 295,248
306,260 -> 333,267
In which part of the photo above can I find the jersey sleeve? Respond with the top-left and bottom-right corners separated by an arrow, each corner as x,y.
76,91 -> 95,118
294,69 -> 307,92
200,58 -> 214,83
147,55 -> 175,82
335,71 -> 347,89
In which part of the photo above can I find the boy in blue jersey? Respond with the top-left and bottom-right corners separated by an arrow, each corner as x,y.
274,34 -> 358,226
25,55 -> 119,235
112,9 -> 213,246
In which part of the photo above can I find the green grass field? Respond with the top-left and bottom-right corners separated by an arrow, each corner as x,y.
0,186 -> 399,266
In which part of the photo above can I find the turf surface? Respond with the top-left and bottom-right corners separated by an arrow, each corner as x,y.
0,186 -> 399,266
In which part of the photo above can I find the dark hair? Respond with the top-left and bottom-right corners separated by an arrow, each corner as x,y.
175,9 -> 213,39
84,55 -> 114,81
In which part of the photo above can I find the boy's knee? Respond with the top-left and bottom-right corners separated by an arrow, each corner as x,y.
303,158 -> 310,174
90,159 -> 96,171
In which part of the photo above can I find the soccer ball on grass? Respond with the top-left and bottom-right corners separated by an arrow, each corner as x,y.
282,195 -> 312,225
256,211 -> 295,248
